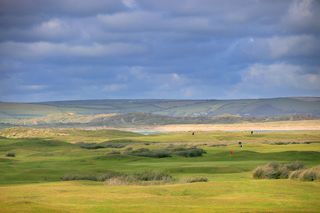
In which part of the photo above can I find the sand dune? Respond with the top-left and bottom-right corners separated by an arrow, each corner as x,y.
146,120 -> 320,132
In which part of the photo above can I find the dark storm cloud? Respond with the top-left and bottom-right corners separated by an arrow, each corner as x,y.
0,0 -> 319,101
0,0 -> 125,16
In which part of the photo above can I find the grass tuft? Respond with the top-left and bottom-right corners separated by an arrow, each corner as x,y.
5,152 -> 16,157
253,162 -> 304,179
184,176 -> 208,183
289,166 -> 320,181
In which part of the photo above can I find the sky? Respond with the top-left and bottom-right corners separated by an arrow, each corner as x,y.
0,0 -> 320,102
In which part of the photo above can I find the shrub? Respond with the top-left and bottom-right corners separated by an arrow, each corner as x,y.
172,147 -> 206,157
109,150 -> 121,155
96,171 -> 122,181
103,142 -> 128,148
61,170 -> 174,184
289,166 -> 320,181
185,176 -> 208,183
79,143 -> 105,149
61,174 -> 98,181
79,141 -> 132,149
300,167 -> 320,181
252,162 -> 304,179
132,170 -> 173,182
210,144 -> 227,147
104,177 -> 129,185
286,161 -> 304,171
289,170 -> 304,180
125,147 -> 133,151
6,152 -> 16,157
126,148 -> 171,158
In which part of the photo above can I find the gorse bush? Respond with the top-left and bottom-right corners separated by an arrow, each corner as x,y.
6,152 -> 16,157
285,161 -> 304,171
185,176 -> 208,183
79,140 -> 135,149
172,147 -> 206,157
124,147 -> 206,158
269,141 -> 313,145
253,162 -> 304,179
125,148 -> 172,158
96,171 -> 122,181
210,144 -> 227,147
61,174 -> 98,181
79,143 -> 105,149
61,171 -> 121,181
132,170 -> 173,182
289,166 -> 320,181
61,170 -> 174,184
108,150 -> 121,155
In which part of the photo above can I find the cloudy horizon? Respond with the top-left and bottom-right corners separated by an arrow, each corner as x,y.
0,0 -> 320,102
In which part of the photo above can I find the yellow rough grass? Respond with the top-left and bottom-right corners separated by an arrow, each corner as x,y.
1,180 -> 320,212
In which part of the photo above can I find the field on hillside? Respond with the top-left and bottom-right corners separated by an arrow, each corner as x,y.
0,128 -> 320,212
1,98 -> 320,128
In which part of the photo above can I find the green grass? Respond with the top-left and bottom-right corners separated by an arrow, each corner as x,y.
0,128 -> 320,212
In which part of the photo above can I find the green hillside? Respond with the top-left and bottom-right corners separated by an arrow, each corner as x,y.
0,97 -> 319,127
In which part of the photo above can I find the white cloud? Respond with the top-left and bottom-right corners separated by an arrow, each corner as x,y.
122,0 -> 138,9
282,0 -> 320,32
0,41 -> 147,59
182,87 -> 196,97
288,0 -> 313,20
103,83 -> 126,92
34,19 -> 64,33
231,63 -> 320,97
20,84 -> 47,91
263,35 -> 318,58
232,35 -> 320,60
31,18 -> 80,40
97,11 -> 210,33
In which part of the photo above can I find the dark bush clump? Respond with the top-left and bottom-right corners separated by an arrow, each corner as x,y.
125,148 -> 172,158
61,170 -> 173,184
6,152 -> 16,157
285,161 -> 304,171
210,144 -> 227,147
253,162 -> 304,179
125,147 -> 207,158
108,150 -> 121,155
132,170 -> 173,182
289,166 -> 320,181
172,147 -> 206,157
61,174 -> 98,181
79,143 -> 105,149
185,176 -> 208,183
61,171 -> 122,181
269,141 -> 315,145
96,171 -> 123,181
103,142 -> 128,148
79,141 -> 131,149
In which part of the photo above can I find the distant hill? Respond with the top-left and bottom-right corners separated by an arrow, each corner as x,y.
0,97 -> 319,127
